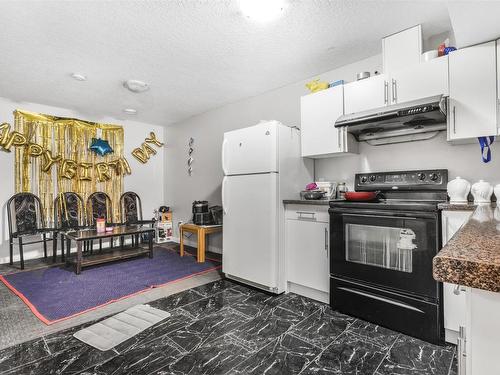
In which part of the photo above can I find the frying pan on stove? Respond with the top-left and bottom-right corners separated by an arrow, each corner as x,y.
344,191 -> 381,202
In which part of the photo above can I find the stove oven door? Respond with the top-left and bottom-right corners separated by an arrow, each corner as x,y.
330,207 -> 440,300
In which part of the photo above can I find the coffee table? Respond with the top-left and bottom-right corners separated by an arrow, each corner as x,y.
63,225 -> 155,274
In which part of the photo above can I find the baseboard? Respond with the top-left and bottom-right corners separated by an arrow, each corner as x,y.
287,282 -> 329,304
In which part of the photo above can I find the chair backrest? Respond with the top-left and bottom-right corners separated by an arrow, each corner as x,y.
53,192 -> 86,230
7,193 -> 45,236
120,192 -> 143,224
87,192 -> 113,225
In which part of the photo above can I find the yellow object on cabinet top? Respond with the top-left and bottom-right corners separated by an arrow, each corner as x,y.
305,79 -> 329,93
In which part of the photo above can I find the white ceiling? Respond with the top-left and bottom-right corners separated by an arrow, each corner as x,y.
0,0 -> 454,126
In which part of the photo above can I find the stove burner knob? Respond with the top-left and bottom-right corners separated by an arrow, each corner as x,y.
417,173 -> 426,181
429,173 -> 439,181
361,176 -> 368,183
369,175 -> 376,182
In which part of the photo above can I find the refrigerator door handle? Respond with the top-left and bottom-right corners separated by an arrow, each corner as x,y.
221,138 -> 228,176
222,176 -> 228,215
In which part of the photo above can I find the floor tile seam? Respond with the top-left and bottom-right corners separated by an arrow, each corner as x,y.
225,306 -> 253,321
284,306 -> 323,332
224,333 -> 256,353
372,333 -> 401,375
297,318 -> 361,375
285,331 -> 324,351
0,340 -> 53,374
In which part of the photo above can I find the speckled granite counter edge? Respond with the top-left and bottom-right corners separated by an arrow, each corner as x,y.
283,199 -> 330,205
433,204 -> 500,293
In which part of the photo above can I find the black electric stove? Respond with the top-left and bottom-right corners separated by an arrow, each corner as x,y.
329,169 -> 447,344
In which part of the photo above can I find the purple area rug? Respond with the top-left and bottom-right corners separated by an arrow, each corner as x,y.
0,247 -> 221,324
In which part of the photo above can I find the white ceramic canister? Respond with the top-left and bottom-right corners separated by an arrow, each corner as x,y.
494,184 -> 500,205
471,180 -> 493,204
447,177 -> 471,203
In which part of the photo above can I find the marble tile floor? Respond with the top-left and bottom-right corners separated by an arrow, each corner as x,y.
0,279 -> 457,375
0,243 -> 222,351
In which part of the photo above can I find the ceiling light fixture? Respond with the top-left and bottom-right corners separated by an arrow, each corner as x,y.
239,0 -> 286,23
123,79 -> 150,93
71,73 -> 87,81
123,108 -> 137,115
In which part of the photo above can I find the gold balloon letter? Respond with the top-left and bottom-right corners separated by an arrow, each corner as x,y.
27,143 -> 44,157
3,131 -> 27,152
144,132 -> 164,147
96,162 -> 111,182
132,143 -> 156,163
120,157 -> 132,175
42,150 -> 62,173
60,159 -> 78,179
78,162 -> 93,181
0,123 -> 11,147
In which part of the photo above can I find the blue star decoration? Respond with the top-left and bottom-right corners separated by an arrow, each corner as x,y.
89,138 -> 113,157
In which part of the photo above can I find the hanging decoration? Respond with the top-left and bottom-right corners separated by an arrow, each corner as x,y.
89,137 -> 114,157
131,131 -> 164,163
2,110 -> 130,224
478,136 -> 495,163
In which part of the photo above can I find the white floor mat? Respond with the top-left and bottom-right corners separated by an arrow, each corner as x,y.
73,304 -> 171,351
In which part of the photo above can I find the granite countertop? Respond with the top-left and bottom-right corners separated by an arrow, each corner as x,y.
437,202 -> 477,211
433,204 -> 500,292
283,199 -> 331,205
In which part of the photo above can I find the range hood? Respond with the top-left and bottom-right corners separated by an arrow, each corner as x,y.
335,95 -> 447,145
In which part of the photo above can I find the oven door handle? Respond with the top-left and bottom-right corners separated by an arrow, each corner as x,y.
338,286 -> 425,313
341,213 -> 418,220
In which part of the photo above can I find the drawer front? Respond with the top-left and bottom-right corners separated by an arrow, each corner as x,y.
285,204 -> 329,222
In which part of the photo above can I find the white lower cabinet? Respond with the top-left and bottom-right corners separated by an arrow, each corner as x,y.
441,210 -> 473,346
285,204 -> 329,303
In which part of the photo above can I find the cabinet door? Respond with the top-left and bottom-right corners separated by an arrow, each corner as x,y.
442,210 -> 473,338
448,41 -> 498,140
344,74 -> 388,115
383,25 -> 422,74
391,56 -> 449,105
286,218 -> 329,293
300,85 -> 344,157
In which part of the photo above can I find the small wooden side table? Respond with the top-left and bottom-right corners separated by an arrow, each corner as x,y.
179,223 -> 222,263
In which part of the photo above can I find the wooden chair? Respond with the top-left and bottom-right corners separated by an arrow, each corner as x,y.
119,192 -> 155,246
86,192 -> 113,251
53,192 -> 88,261
7,192 -> 54,269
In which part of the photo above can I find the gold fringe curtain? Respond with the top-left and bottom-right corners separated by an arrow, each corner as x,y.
14,110 -> 124,225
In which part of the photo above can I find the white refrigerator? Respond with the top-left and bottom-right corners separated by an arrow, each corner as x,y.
222,120 -> 313,294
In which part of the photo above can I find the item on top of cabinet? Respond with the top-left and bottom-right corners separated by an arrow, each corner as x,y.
303,190 -> 326,200
192,200 -> 209,214
494,184 -> 500,204
447,176 -> 471,203
421,50 -> 438,62
471,180 -> 493,204
444,47 -> 457,55
336,182 -> 348,200
356,71 -> 370,81
328,79 -> 344,88
344,191 -> 380,202
438,41 -> 447,57
305,79 -> 329,93
209,206 -> 223,225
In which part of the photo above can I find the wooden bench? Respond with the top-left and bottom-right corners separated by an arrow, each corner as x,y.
179,223 -> 222,262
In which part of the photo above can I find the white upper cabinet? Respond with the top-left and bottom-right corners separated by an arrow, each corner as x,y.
390,56 -> 449,105
383,25 -> 422,74
344,74 -> 388,115
448,40 -> 498,140
301,85 -> 357,158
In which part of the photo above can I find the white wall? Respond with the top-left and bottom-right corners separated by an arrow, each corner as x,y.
166,52 -> 500,254
0,96 -> 166,263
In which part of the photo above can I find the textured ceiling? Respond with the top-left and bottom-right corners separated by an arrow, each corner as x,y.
0,0 -> 452,126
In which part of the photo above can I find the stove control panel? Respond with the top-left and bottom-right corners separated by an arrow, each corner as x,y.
355,169 -> 448,191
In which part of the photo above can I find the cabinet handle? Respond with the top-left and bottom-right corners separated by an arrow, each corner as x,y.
337,129 -> 341,149
324,227 -> 328,253
453,106 -> 456,134
296,211 -> 316,220
384,81 -> 388,105
391,79 -> 397,103
458,326 -> 466,375
453,284 -> 461,295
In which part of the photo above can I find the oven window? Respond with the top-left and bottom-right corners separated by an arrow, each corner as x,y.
345,224 -> 416,273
